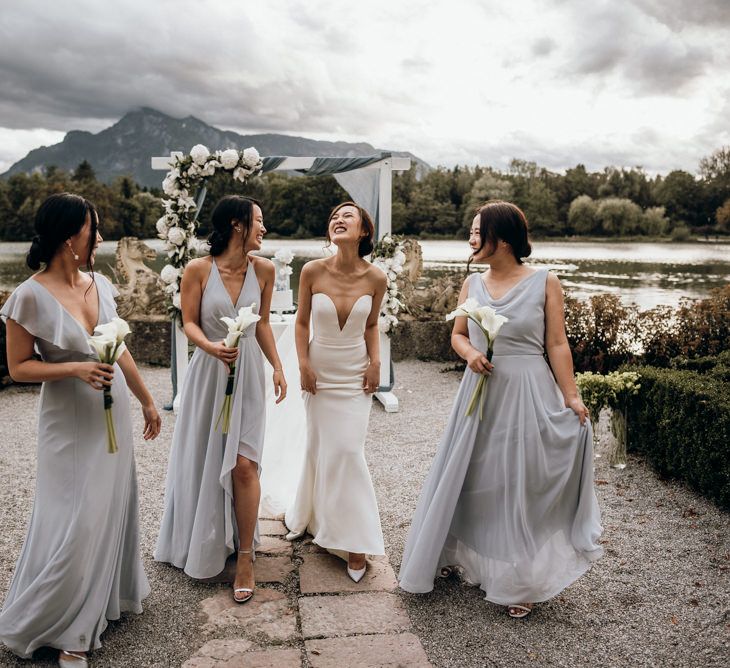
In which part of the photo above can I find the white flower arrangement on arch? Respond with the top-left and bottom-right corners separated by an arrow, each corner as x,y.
371,234 -> 407,333
156,144 -> 264,318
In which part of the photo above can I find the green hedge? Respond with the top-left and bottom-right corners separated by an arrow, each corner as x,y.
625,364 -> 730,509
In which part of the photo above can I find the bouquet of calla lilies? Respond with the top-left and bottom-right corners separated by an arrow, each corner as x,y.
215,303 -> 261,434
88,317 -> 131,453
446,299 -> 508,420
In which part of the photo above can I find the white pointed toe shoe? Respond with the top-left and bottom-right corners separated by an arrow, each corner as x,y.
347,564 -> 367,583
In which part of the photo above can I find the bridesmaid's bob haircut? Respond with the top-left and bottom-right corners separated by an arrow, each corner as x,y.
471,200 -> 532,265
26,192 -> 99,271
326,201 -> 375,258
208,195 -> 261,256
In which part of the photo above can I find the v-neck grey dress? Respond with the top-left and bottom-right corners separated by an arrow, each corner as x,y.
154,259 -> 266,579
399,270 -> 603,604
0,274 -> 149,658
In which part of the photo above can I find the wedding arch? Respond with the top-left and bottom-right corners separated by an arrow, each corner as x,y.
151,149 -> 412,412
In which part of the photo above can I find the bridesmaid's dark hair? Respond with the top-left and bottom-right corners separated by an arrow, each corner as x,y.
468,200 -> 532,269
326,202 -> 375,258
26,192 -> 99,271
208,195 -> 261,257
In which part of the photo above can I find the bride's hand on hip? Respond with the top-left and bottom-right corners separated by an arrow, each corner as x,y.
566,396 -> 590,425
206,341 -> 239,366
273,369 -> 287,403
300,365 -> 317,394
465,348 -> 493,376
363,363 -> 380,394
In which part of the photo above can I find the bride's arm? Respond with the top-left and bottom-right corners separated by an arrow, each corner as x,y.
253,258 -> 287,403
362,270 -> 387,393
296,262 -> 317,394
450,277 -> 492,376
544,272 -> 588,424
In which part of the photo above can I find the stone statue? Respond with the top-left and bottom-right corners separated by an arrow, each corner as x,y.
114,237 -> 167,318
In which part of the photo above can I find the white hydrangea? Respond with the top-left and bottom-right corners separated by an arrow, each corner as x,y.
190,144 -> 210,165
220,149 -> 240,169
164,282 -> 178,295
233,166 -> 249,182
242,147 -> 260,168
156,217 -> 168,236
167,227 -> 186,246
160,264 -> 180,284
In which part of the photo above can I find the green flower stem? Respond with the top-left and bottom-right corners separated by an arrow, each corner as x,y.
215,364 -> 237,434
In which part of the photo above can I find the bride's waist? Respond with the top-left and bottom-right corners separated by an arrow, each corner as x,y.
311,335 -> 366,348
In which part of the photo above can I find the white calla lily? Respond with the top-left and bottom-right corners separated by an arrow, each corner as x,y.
222,303 -> 261,348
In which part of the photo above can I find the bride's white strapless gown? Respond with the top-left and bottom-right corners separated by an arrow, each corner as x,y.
285,293 -> 385,558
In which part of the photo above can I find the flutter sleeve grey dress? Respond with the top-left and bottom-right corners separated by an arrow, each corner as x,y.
154,259 -> 266,579
399,269 -> 603,604
0,274 -> 149,658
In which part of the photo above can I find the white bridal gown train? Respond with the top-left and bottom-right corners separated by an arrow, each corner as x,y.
285,293 -> 384,559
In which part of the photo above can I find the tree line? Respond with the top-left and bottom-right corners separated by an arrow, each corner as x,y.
1,147 -> 729,241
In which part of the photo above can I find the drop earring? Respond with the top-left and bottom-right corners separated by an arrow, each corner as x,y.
67,242 -> 79,261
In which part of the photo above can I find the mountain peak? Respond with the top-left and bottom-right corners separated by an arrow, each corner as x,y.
3,109 -> 429,186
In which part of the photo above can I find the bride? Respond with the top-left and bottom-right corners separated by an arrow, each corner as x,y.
284,202 -> 387,582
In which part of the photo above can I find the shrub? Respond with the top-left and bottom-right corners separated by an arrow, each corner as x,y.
670,224 -> 691,241
564,293 -> 640,372
640,285 -> 730,366
625,364 -> 730,509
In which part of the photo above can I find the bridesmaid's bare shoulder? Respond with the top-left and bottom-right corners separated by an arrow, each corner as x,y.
250,255 -> 275,280
183,256 -> 213,281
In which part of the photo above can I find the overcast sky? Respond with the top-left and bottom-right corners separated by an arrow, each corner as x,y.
1,0 -> 729,174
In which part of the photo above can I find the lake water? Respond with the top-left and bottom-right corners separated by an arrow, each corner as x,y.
0,239 -> 727,311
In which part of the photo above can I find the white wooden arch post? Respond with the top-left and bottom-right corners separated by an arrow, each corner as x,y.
151,153 -> 411,413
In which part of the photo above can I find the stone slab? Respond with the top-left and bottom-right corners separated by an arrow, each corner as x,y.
300,592 -> 411,639
299,553 -> 398,594
257,535 -> 292,555
199,587 -> 297,642
259,519 -> 287,535
184,641 -> 301,668
305,633 -> 431,667
198,555 -> 293,585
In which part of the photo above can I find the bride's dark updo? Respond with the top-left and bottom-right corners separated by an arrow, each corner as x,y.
207,195 -> 261,256
26,193 -> 99,270
470,200 -> 532,266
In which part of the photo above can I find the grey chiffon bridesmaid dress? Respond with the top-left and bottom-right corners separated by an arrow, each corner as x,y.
0,274 -> 149,658
399,269 -> 603,604
154,259 -> 266,579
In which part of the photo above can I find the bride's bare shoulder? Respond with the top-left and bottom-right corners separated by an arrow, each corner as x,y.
300,258 -> 327,280
366,263 -> 388,289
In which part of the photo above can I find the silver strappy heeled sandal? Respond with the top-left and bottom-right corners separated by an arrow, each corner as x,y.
233,548 -> 255,604
58,650 -> 88,667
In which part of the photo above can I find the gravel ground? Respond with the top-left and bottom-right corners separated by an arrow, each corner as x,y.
0,362 -> 728,667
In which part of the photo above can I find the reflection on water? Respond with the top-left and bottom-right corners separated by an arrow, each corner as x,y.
1,239 -> 727,311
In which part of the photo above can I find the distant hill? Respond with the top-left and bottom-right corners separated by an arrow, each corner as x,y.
3,107 -> 429,187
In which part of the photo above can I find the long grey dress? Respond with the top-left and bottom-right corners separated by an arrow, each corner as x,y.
399,269 -> 603,604
0,274 -> 149,658
154,259 -> 265,579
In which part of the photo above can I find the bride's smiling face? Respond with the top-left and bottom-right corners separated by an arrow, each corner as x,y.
328,205 -> 364,247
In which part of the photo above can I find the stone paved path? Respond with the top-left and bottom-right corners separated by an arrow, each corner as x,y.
183,518 -> 431,667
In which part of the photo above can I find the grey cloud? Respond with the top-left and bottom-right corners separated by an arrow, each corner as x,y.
564,2 -> 715,93
631,0 -> 730,29
531,38 -> 556,58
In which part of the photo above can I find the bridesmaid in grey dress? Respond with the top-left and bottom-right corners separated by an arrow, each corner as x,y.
399,201 -> 602,618
155,196 -> 286,604
0,193 -> 161,667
